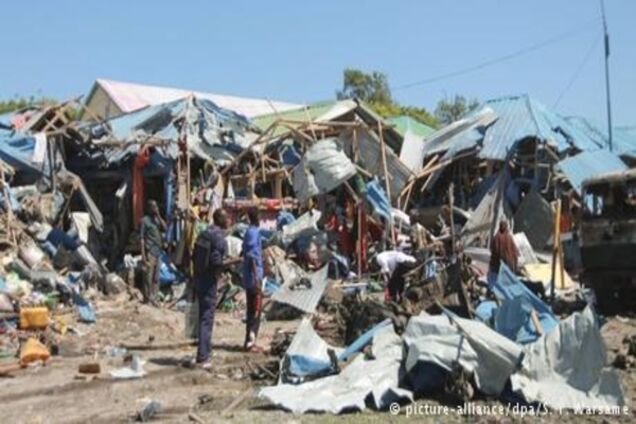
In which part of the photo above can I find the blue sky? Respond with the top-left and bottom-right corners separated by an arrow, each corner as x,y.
0,0 -> 634,127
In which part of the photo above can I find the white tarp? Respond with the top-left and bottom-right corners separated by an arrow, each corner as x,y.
292,138 -> 357,203
281,209 -> 322,246
403,313 -> 524,396
510,306 -> 625,410
259,324 -> 412,414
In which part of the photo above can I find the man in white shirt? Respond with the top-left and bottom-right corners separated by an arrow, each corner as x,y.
376,250 -> 417,303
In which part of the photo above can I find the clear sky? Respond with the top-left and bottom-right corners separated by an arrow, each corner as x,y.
1,0 -> 634,127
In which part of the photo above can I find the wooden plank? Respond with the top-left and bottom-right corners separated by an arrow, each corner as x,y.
530,308 -> 544,336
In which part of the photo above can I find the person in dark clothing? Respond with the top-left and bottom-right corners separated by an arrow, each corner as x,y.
193,209 -> 232,369
488,219 -> 519,287
140,200 -> 166,306
242,208 -> 264,351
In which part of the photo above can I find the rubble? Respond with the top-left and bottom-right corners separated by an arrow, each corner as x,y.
0,84 -> 634,422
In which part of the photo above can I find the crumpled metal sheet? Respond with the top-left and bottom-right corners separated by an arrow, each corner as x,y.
344,128 -> 412,200
461,170 -> 510,247
403,312 -> 524,396
513,190 -> 553,250
83,96 -> 250,166
271,265 -> 329,313
511,306 -> 625,409
259,324 -> 412,414
292,138 -> 357,203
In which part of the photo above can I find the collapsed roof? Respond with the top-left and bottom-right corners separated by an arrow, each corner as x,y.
73,95 -> 255,168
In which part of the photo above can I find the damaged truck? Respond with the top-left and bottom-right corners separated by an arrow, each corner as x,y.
580,169 -> 636,311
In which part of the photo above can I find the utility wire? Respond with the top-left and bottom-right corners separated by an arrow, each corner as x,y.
393,18 -> 600,91
553,35 -> 601,108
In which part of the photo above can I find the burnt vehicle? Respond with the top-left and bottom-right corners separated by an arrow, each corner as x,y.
579,169 -> 636,311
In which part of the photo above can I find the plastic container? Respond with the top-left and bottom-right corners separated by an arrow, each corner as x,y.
20,337 -> 50,365
19,307 -> 49,330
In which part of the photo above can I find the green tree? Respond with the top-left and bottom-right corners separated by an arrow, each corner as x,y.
0,95 -> 57,115
337,68 -> 392,104
434,95 -> 480,126
336,68 -> 438,128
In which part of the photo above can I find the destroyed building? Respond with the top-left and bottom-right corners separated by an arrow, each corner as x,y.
1,83 -> 634,421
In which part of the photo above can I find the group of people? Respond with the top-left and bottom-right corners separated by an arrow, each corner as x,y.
139,199 -> 265,369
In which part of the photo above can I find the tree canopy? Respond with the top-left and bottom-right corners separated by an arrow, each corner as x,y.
434,95 -> 480,126
336,68 -> 438,129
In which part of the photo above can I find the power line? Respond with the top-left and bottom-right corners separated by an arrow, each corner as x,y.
393,18 -> 600,91
553,35 -> 601,108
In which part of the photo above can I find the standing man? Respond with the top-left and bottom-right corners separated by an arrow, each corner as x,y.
488,219 -> 519,287
192,209 -> 230,369
242,208 -> 263,351
140,200 -> 166,306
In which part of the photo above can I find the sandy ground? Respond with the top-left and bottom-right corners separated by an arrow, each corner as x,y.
1,297 -> 635,424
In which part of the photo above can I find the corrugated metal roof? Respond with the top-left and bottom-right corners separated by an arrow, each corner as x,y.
387,116 -> 435,139
391,116 -> 436,172
252,101 -> 342,136
94,79 -> 302,118
271,265 -> 329,313
422,95 -> 606,162
614,126 -> 636,159
556,150 -> 627,195
478,95 -> 604,160
80,96 -> 251,166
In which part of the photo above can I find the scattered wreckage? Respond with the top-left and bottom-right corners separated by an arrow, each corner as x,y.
0,85 -> 634,417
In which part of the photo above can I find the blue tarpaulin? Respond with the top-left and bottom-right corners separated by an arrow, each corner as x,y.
0,132 -> 50,176
365,179 -> 390,219
491,263 -> 558,344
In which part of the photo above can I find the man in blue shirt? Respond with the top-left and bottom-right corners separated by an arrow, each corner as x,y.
242,208 -> 264,351
193,209 -> 231,368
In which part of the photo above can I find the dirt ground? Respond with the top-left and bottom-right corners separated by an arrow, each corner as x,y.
1,298 -> 635,424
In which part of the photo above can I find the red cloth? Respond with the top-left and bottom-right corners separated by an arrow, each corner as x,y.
133,147 -> 150,229
359,207 -> 368,272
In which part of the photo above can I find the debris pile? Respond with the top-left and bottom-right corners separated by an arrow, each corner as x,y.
1,83 -> 634,418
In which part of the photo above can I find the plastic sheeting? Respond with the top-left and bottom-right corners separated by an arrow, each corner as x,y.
281,209 -> 322,246
259,324 -> 412,414
292,138 -> 357,203
511,306 -> 625,409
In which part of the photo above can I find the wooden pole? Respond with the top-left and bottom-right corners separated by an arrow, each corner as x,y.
377,122 -> 395,247
448,183 -> 455,251
357,204 -> 362,278
550,199 -> 562,301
